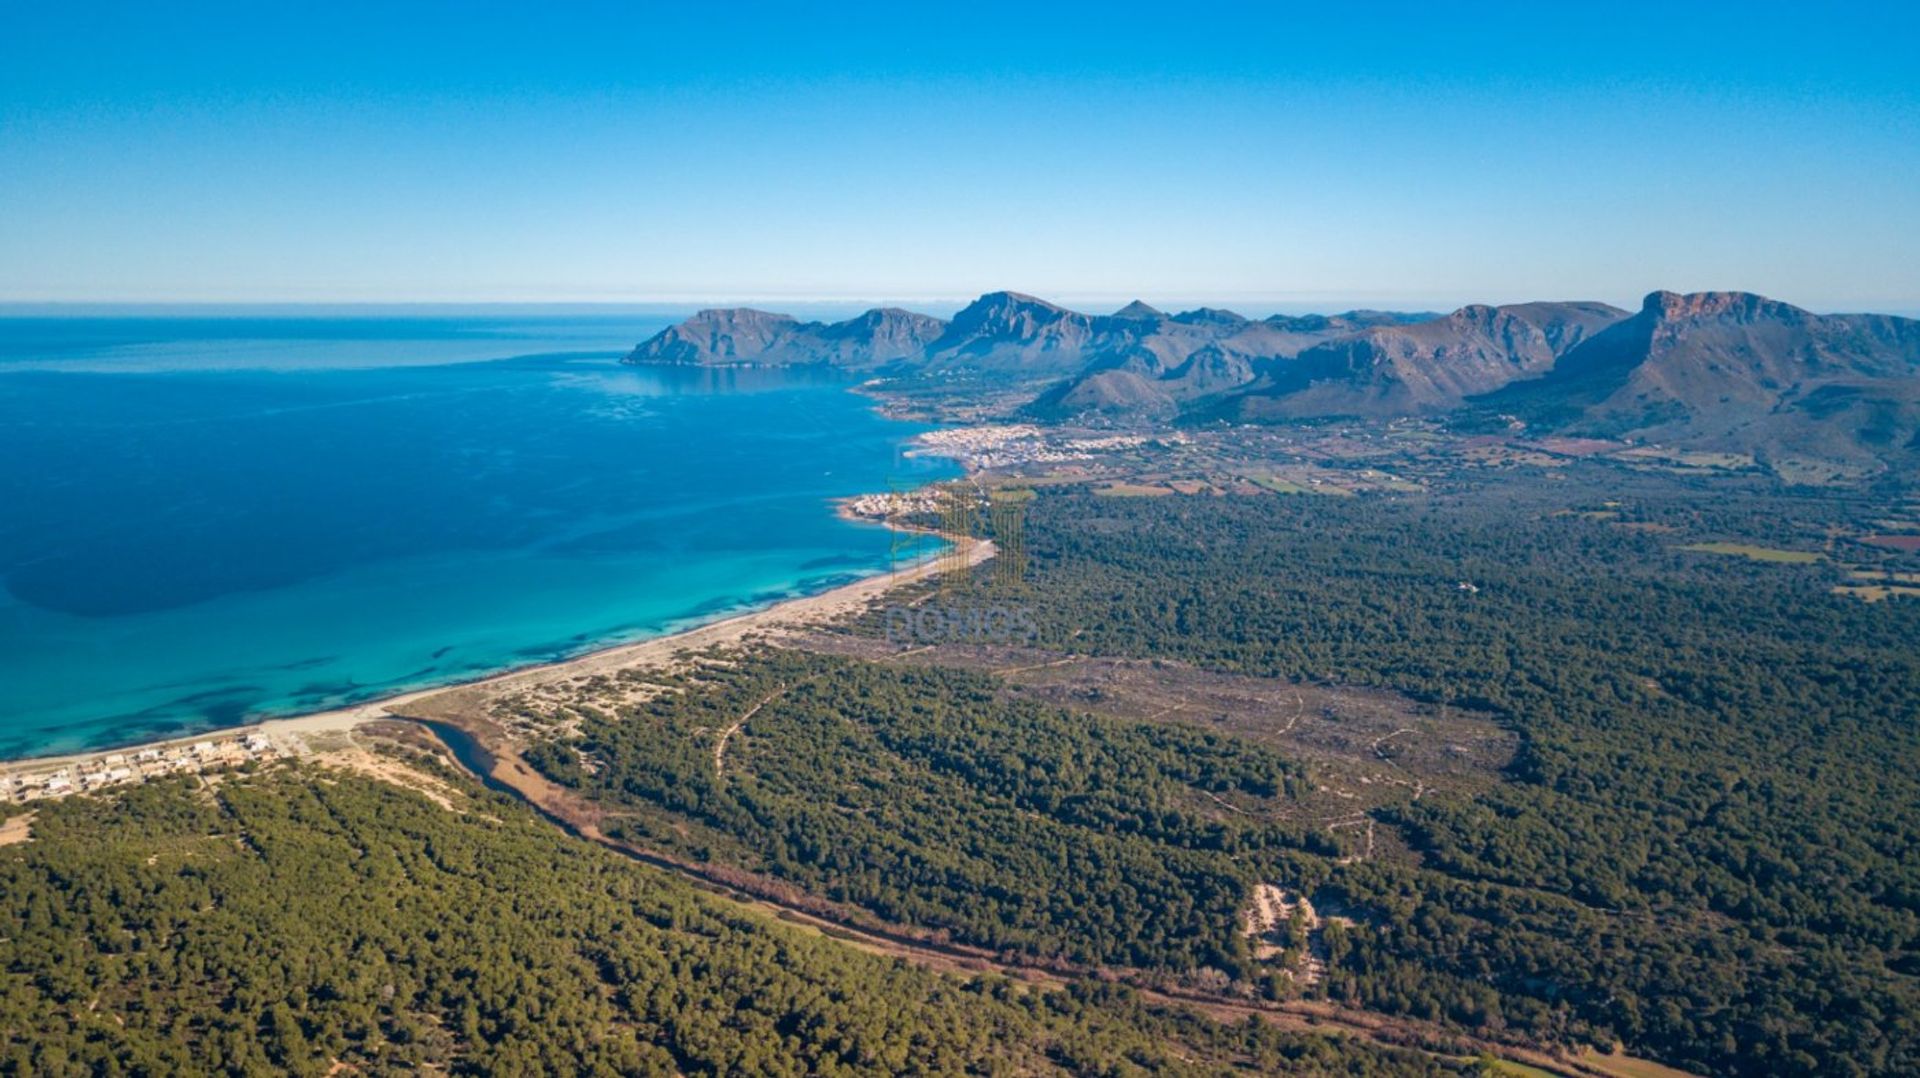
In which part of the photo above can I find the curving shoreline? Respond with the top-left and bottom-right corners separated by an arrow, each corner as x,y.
0,531 -> 987,780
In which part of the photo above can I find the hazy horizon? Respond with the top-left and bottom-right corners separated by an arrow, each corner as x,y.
5,291 -> 1920,322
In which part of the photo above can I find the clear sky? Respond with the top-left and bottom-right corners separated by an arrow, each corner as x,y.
3,1 -> 1917,313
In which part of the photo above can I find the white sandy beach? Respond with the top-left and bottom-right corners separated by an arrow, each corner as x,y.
1,536 -> 990,777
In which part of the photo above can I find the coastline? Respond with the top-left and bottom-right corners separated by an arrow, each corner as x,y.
0,347 -> 967,779
0,529 -> 987,779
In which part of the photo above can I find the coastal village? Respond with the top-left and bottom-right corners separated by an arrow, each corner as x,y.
863,421 -> 1434,504
879,418 -> 1819,504
0,730 -> 287,805
906,423 -> 1181,472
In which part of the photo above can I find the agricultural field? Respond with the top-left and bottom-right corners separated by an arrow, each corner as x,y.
1679,541 -> 1823,563
1832,584 -> 1920,602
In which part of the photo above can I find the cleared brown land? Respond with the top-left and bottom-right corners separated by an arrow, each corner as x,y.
791,636 -> 1514,860
0,812 -> 35,847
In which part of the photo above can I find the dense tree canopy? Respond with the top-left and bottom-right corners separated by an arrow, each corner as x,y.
0,768 -> 1444,1076
1008,475 -> 1920,1077
10,463 -> 1914,1077
529,653 -> 1331,972
532,467 -> 1920,1077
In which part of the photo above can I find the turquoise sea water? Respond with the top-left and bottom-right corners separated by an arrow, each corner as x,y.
0,315 -> 953,758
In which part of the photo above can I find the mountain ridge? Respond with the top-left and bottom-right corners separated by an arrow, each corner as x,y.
623,294 -> 1442,377
623,288 -> 1920,469
1215,300 -> 1628,420
627,306 -> 946,369
1477,290 -> 1920,466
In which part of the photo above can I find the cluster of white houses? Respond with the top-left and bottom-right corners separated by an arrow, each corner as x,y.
908,425 -> 1191,472
842,489 -> 946,520
1,732 -> 281,804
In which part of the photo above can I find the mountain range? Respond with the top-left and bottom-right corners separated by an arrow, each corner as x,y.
1477,290 -> 1920,466
626,289 -> 1920,469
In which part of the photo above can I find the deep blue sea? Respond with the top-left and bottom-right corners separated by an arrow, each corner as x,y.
0,314 -> 953,758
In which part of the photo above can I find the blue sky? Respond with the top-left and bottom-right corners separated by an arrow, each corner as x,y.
3,2 -> 1917,313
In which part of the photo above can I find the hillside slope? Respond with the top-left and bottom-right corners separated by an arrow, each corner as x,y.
1215,301 -> 1627,419
1480,290 -> 1920,465
626,306 -> 947,368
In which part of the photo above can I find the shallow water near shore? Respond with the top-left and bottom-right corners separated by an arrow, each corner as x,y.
0,315 -> 953,758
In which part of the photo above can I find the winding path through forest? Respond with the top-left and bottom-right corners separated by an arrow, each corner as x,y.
713,683 -> 792,778
407,711 -> 1682,1078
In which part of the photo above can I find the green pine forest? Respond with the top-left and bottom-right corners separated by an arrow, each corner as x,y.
521,467 -> 1919,1078
6,463 -> 1917,1077
0,767 -> 1448,1076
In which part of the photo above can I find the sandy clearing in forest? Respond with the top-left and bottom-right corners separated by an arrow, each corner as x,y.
310,743 -> 466,812
0,812 -> 35,846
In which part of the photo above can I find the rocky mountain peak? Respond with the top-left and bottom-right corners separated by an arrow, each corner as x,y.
1170,307 -> 1249,327
1641,290 -> 1807,325
923,292 -> 1096,369
949,291 -> 1074,328
1111,300 -> 1166,320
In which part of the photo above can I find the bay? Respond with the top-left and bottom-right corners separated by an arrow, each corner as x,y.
0,315 -> 951,758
